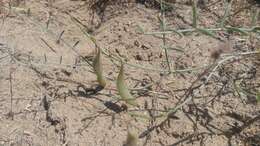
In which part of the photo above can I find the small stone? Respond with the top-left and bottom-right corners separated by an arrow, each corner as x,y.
135,54 -> 143,61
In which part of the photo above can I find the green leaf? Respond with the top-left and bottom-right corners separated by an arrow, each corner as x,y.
166,28 -> 184,38
251,26 -> 260,32
251,9 -> 259,27
196,28 -> 219,39
192,0 -> 197,28
84,31 -> 96,44
136,25 -> 145,34
225,27 -> 248,35
93,47 -> 106,88
116,63 -> 138,106
219,0 -> 231,28
157,14 -> 166,31
256,92 -> 260,103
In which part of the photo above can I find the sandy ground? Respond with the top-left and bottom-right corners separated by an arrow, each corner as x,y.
0,0 -> 259,146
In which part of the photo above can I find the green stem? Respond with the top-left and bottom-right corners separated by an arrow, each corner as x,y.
160,0 -> 171,73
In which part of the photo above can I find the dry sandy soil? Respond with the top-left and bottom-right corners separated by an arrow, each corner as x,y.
0,0 -> 260,146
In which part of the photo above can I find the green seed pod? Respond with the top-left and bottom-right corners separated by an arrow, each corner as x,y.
116,63 -> 137,106
93,47 -> 106,88
124,131 -> 138,146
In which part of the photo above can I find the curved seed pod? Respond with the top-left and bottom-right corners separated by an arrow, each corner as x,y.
124,131 -> 138,146
116,63 -> 137,106
93,47 -> 106,88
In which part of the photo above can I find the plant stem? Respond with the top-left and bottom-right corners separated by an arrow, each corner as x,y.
160,0 -> 171,73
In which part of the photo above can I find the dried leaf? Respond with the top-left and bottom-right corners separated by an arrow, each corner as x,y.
93,47 -> 106,87
116,63 -> 138,106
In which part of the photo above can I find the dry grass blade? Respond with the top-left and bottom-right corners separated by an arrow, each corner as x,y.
124,131 -> 138,146
93,47 -> 106,88
128,112 -> 151,120
116,62 -> 138,106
